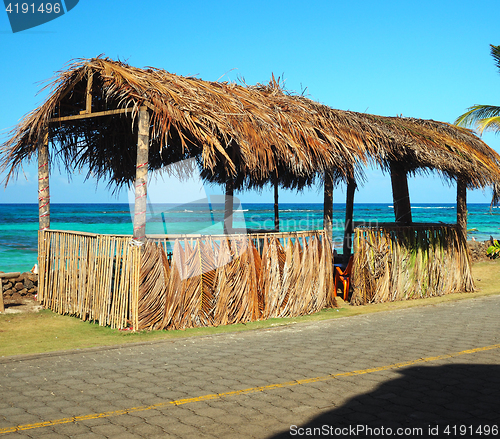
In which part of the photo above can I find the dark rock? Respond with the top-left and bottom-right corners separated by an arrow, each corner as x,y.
467,241 -> 491,263
24,278 -> 34,289
26,273 -> 38,284
14,273 -> 26,283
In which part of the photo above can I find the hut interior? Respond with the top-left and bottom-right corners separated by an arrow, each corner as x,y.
2,56 -> 500,328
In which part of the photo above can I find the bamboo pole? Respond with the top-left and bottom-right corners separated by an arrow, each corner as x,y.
133,107 -> 149,242
38,132 -> 50,231
390,161 -> 412,224
457,177 -> 467,241
323,171 -> 333,237
131,246 -> 140,330
38,231 -> 47,303
343,177 -> 357,262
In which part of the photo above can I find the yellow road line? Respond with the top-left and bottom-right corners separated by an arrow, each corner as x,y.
1,343 -> 499,435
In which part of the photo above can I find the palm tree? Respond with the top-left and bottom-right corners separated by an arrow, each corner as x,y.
455,45 -> 500,135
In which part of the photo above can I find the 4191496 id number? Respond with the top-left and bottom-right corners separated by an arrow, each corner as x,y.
5,3 -> 61,14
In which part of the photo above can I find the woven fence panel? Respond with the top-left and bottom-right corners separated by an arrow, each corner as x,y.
38,230 -> 140,329
350,225 -> 474,305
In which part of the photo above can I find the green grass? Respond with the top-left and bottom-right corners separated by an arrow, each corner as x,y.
1,259 -> 499,358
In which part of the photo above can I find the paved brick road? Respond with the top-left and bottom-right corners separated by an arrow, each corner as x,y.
1,295 -> 500,438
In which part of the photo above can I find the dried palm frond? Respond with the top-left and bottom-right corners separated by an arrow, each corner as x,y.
137,241 -> 168,330
2,57 -> 499,200
160,239 -> 184,329
351,225 -> 473,305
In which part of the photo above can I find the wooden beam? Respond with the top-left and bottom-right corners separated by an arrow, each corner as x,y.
390,161 -> 412,224
343,177 -> 357,262
457,177 -> 467,240
49,104 -> 155,124
38,132 -> 50,231
0,272 -> 21,279
224,178 -> 234,235
133,108 -> 150,241
274,175 -> 280,232
49,107 -> 134,123
323,171 -> 333,237
45,229 -> 132,238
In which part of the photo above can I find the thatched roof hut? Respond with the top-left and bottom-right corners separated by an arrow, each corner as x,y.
3,57 -> 498,190
1,56 -> 500,237
3,56 -> 500,322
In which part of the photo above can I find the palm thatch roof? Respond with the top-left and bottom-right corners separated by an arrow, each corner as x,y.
1,56 -> 500,202
362,114 -> 500,192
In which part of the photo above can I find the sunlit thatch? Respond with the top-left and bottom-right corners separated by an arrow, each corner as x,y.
1,56 -> 500,201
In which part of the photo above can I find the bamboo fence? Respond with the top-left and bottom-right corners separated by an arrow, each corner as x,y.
350,224 -> 474,305
38,229 -> 336,330
38,230 -> 141,329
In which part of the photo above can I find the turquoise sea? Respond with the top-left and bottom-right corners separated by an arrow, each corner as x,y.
1,202 -> 499,273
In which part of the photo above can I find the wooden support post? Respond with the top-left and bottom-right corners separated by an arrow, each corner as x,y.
38,132 -> 50,231
323,171 -> 333,237
224,178 -> 234,235
85,72 -> 93,114
0,280 -> 4,313
274,175 -> 280,232
457,177 -> 467,240
343,177 -> 357,262
390,161 -> 412,224
133,108 -> 149,242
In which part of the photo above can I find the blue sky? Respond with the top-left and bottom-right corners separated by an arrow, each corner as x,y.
0,0 -> 499,205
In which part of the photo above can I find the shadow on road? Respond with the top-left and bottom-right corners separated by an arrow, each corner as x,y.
270,364 -> 500,438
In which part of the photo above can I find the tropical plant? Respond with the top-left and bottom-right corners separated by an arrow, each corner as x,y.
455,45 -> 500,135
487,239 -> 500,259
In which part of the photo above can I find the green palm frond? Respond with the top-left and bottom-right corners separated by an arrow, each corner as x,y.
491,44 -> 500,72
455,45 -> 500,136
477,116 -> 500,134
455,105 -> 500,133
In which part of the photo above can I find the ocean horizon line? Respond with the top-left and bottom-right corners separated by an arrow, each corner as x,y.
2,202 -> 499,273
0,202 -> 496,206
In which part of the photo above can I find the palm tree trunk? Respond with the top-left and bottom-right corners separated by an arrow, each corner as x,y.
457,177 -> 467,240
343,177 -> 356,262
324,172 -> 333,236
274,176 -> 279,232
133,108 -> 149,241
390,161 -> 412,224
224,178 -> 234,234
38,131 -> 50,231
